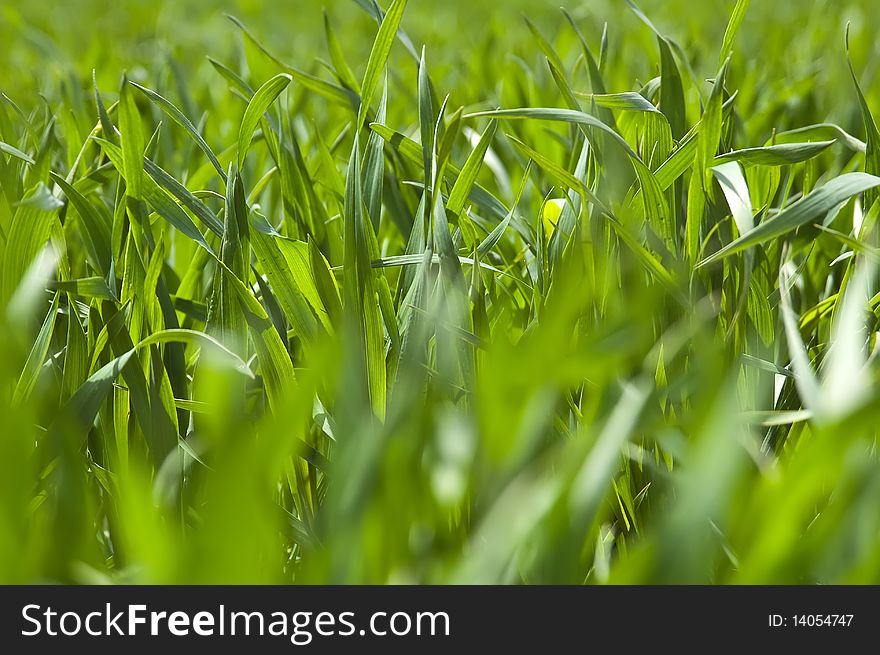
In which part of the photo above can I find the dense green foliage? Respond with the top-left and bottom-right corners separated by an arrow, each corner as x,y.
2,0 -> 880,583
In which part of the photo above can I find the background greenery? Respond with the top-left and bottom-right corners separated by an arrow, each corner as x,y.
2,0 -> 880,583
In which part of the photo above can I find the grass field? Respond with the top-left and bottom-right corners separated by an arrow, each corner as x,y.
2,0 -> 880,584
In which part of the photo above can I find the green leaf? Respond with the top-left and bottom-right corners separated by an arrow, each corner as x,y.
323,9 -> 360,93
773,123 -> 865,153
712,162 -> 753,235
251,230 -> 320,345
698,172 -> 880,267
207,167 -> 249,355
447,119 -> 497,216
92,69 -> 116,143
358,0 -> 408,128
368,253 -> 502,275
13,292 -> 60,405
1,183 -> 60,304
288,68 -> 360,110
417,47 -> 435,183
714,141 -> 835,167
137,328 -> 253,378
575,92 -> 660,113
0,140 -> 35,165
845,24 -> 880,209
238,73 -> 292,169
658,36 -> 686,140
207,56 -> 255,96
142,156 -> 224,237
778,264 -> 821,415
51,277 -> 117,300
130,81 -> 226,181
93,138 -> 213,252
119,74 -> 145,199
49,172 -> 112,276
718,0 -> 750,65
343,137 -> 386,420
309,238 -> 342,324
62,293 -> 88,401
686,164 -> 706,264
362,78 -> 388,230
697,58 -> 730,189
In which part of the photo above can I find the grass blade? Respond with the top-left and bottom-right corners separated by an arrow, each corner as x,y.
130,81 -> 226,181
238,73 -> 292,169
698,172 -> 880,266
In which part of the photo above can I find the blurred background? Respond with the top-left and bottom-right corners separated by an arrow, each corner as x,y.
2,0 -> 878,115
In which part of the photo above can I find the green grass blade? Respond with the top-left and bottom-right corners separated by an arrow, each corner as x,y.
698,172 -> 880,267
119,74 -> 145,199
237,73 -> 292,169
130,81 -> 226,181
575,92 -> 660,113
0,141 -> 35,165
845,24 -> 880,209
358,0 -> 408,128
447,119 -> 497,217
323,9 -> 360,93
49,172 -> 112,276
718,0 -> 750,65
713,141 -> 835,167
12,292 -> 60,405
697,58 -> 730,189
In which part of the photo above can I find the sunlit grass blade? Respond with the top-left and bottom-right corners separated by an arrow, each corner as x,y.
118,74 -> 144,199
713,141 -> 835,167
698,172 -> 880,267
237,73 -> 292,169
130,81 -> 226,181
357,0 -> 408,128
718,0 -> 750,64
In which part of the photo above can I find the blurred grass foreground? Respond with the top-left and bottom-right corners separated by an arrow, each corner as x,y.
2,0 -> 880,583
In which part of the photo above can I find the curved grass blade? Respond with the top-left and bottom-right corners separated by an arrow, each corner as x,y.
238,73 -> 292,169
719,0 -> 750,65
713,141 -> 834,167
698,172 -> 880,267
49,172 -> 112,276
0,141 -> 35,165
142,156 -> 224,237
774,123 -> 865,153
845,23 -> 880,209
94,137 -> 213,252
575,92 -> 660,113
53,327 -> 253,437
466,108 -> 667,236
130,81 -> 226,181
